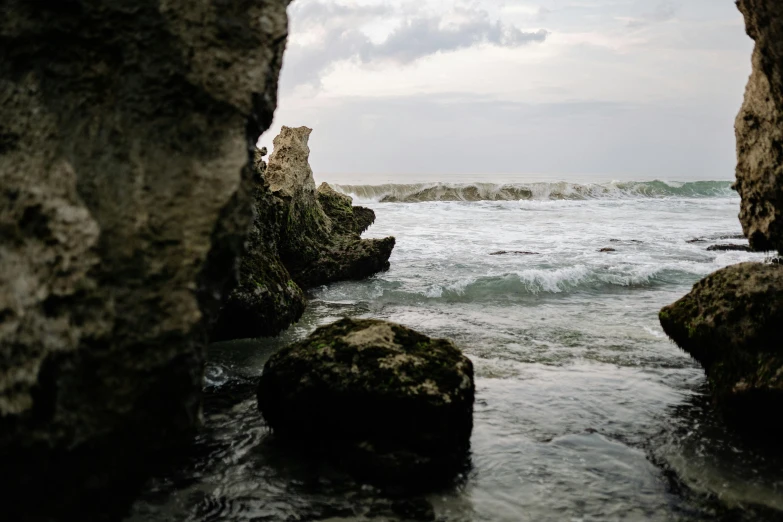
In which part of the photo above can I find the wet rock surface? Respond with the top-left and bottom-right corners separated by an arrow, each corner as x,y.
213,127 -> 395,341
257,318 -> 475,490
706,244 -> 754,252
659,262 -> 783,436
0,0 -> 289,515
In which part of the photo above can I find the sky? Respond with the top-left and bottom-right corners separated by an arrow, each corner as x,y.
259,0 -> 754,182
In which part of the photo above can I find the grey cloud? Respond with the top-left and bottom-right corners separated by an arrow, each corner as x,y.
364,14 -> 547,63
280,2 -> 548,90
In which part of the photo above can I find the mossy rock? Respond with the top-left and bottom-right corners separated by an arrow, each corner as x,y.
352,206 -> 376,235
211,131 -> 395,342
659,262 -> 783,436
257,318 -> 474,490
210,149 -> 307,341
316,182 -> 376,235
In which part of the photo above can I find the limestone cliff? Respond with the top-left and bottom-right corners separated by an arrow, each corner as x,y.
212,127 -> 395,341
734,0 -> 783,252
0,0 -> 289,512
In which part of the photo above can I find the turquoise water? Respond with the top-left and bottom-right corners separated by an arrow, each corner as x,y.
128,182 -> 783,521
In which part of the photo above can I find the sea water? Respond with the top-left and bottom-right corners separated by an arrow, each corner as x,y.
127,180 -> 783,522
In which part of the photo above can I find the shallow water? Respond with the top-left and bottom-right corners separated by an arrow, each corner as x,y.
128,183 -> 783,521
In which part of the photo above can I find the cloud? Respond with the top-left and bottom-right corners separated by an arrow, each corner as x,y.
626,3 -> 677,28
281,1 -> 548,90
365,13 -> 547,63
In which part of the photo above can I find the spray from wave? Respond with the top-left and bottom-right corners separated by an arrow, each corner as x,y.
331,180 -> 735,203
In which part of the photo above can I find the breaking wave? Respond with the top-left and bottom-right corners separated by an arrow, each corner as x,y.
332,180 -> 735,203
316,264 -> 718,305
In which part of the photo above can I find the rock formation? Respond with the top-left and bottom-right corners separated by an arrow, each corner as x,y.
266,126 -> 395,289
0,0 -> 289,514
212,127 -> 395,341
706,244 -> 753,252
210,147 -> 306,341
257,318 -> 475,490
660,0 -> 783,437
734,0 -> 783,253
659,263 -> 783,436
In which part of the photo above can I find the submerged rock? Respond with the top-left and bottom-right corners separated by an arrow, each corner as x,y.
706,244 -> 754,252
489,250 -> 539,255
0,0 -> 289,514
659,262 -> 783,435
257,318 -> 474,490
687,234 -> 746,244
735,0 -> 783,253
599,247 -> 617,253
213,128 -> 394,340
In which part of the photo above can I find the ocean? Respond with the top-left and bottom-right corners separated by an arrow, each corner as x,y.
128,179 -> 783,521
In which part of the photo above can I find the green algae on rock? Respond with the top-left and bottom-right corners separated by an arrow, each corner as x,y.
210,148 -> 307,341
257,318 -> 474,490
659,262 -> 783,434
212,128 -> 394,341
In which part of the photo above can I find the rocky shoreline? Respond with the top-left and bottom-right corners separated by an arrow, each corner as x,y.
1,0 -> 783,519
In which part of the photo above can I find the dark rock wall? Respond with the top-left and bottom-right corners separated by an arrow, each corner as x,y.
0,0 -> 289,503
735,0 -> 783,252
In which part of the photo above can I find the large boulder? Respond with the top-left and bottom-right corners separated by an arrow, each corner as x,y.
659,262 -> 783,434
212,128 -> 395,340
734,0 -> 783,252
257,318 -> 475,489
0,0 -> 289,513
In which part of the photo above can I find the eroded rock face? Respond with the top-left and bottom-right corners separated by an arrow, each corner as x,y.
0,0 -> 289,510
659,262 -> 783,434
213,128 -> 394,340
735,0 -> 783,252
257,318 -> 474,490
268,126 -> 395,290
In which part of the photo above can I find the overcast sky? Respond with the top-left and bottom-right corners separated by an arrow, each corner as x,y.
260,0 -> 753,182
